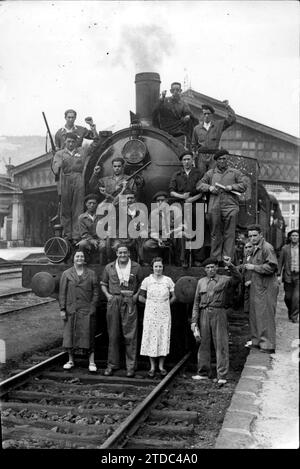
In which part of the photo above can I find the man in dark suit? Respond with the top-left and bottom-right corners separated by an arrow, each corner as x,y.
278,230 -> 299,323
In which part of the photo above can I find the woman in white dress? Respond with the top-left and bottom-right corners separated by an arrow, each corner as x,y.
139,257 -> 176,377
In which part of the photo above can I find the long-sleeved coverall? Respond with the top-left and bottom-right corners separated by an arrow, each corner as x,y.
197,167 -> 247,260
52,147 -> 87,241
191,265 -> 241,379
101,261 -> 143,372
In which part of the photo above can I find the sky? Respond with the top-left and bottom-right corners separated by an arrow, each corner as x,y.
0,0 -> 299,140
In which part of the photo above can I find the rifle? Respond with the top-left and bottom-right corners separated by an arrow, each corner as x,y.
99,160 -> 151,207
42,112 -> 61,225
42,112 -> 56,155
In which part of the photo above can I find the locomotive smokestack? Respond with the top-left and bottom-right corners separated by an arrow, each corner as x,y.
135,72 -> 161,126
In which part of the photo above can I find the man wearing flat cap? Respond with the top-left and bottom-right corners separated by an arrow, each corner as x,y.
52,132 -> 91,242
197,149 -> 247,262
278,229 -> 299,323
192,101 -> 236,174
169,151 -> 203,266
77,193 -> 106,263
191,256 -> 241,384
55,109 -> 98,150
152,82 -> 198,148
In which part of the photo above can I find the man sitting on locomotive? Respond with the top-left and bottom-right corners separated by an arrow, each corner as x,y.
152,82 -> 198,148
109,192 -> 146,263
142,191 -> 184,265
55,109 -> 98,150
77,193 -> 106,264
192,102 -> 236,174
52,132 -> 90,243
197,149 -> 247,263
169,151 -> 203,267
89,156 -> 143,204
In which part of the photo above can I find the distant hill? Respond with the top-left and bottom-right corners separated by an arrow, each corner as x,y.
0,136 -> 46,173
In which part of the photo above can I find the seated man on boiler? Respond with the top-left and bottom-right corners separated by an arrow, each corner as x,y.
77,193 -> 107,263
110,191 -> 146,263
143,191 -> 184,265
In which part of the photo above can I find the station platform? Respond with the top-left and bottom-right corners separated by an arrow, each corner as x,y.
216,286 -> 299,449
0,247 -> 44,263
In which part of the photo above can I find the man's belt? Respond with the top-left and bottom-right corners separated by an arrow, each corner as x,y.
63,170 -> 83,174
197,148 -> 217,154
202,305 -> 223,309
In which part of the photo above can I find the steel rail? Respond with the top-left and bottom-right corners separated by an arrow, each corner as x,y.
0,332 -> 103,398
0,298 -> 55,316
0,289 -> 31,299
100,351 -> 191,449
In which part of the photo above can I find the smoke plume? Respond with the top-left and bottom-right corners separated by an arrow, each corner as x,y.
113,24 -> 174,71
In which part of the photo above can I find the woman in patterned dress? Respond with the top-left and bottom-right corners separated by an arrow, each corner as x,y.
139,257 -> 176,377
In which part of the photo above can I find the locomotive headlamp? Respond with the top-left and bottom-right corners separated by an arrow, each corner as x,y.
122,139 -> 147,164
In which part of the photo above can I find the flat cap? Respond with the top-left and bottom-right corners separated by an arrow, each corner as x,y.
202,104 -> 215,114
214,149 -> 229,160
65,132 -> 78,141
84,193 -> 99,203
179,150 -> 193,160
202,257 -> 219,267
152,191 -> 168,202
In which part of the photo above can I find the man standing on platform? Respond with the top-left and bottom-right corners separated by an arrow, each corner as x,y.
278,229 -> 299,323
55,109 -> 98,149
100,244 -> 143,377
192,102 -> 236,174
191,256 -> 241,385
197,149 -> 247,262
245,224 -> 279,353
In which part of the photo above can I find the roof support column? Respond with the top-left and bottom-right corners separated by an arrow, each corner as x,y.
10,193 -> 24,246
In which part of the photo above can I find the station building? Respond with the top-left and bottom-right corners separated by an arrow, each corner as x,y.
1,89 -> 299,247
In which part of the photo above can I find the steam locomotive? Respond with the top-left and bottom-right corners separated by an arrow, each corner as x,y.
22,72 -> 285,309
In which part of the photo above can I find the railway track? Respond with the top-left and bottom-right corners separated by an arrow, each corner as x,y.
1,309 -> 250,449
0,290 -> 55,315
1,349 -> 209,449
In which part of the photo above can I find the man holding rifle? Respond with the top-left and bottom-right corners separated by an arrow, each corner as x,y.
89,156 -> 143,203
197,149 -> 247,262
